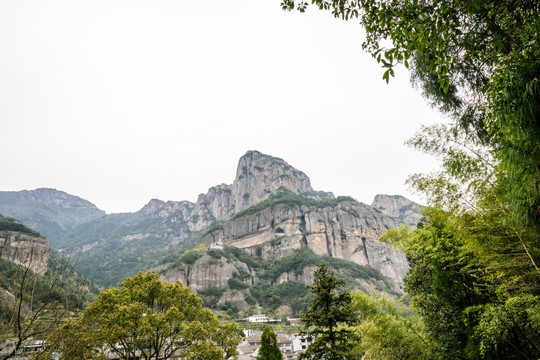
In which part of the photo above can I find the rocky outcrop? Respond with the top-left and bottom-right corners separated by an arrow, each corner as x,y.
0,231 -> 50,275
371,194 -> 423,227
122,151 -> 327,236
160,254 -> 255,291
231,151 -> 315,212
200,200 -> 409,289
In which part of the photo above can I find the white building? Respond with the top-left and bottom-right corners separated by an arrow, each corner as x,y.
290,334 -> 311,352
248,314 -> 269,323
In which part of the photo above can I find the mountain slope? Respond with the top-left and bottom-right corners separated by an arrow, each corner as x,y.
196,188 -> 408,288
160,246 -> 397,316
0,188 -> 105,248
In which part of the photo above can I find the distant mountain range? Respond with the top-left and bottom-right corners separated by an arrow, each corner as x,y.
0,151 -> 423,315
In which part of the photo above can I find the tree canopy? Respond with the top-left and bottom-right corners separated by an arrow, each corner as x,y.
278,3 -> 540,357
49,272 -> 241,360
381,124 -> 540,359
351,291 -> 432,360
257,326 -> 283,360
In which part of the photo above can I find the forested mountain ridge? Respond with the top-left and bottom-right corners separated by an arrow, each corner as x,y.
0,188 -> 105,247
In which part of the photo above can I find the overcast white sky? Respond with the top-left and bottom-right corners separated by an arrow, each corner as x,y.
0,0 -> 444,214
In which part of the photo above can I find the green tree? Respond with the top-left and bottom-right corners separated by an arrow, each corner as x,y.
388,208 -> 540,359
380,124 -> 540,359
300,264 -> 359,360
278,2 -> 540,358
50,272 -> 241,360
351,292 -> 432,360
257,326 -> 283,360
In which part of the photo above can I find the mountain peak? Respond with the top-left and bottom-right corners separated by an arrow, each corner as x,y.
233,151 -> 314,211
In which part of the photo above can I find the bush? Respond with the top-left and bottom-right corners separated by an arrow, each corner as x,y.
207,248 -> 223,259
244,293 -> 257,305
228,277 -> 249,290
180,250 -> 201,265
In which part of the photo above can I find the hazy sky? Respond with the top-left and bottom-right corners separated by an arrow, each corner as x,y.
0,1 -> 444,214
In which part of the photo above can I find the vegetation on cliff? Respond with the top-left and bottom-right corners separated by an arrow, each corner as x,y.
0,214 -> 41,237
230,187 -> 356,221
167,246 -> 396,316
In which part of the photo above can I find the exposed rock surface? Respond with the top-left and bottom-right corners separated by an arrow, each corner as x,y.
160,254 -> 254,291
371,194 -> 423,227
199,201 -> 409,289
0,231 -> 50,275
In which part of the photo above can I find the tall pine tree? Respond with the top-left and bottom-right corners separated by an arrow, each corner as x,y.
300,264 -> 358,360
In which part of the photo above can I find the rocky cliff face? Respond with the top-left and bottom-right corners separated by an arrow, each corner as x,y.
231,151 -> 316,211
199,199 -> 409,289
0,231 -> 49,275
371,194 -> 423,227
160,254 -> 254,291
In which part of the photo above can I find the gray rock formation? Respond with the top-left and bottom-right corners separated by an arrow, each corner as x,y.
371,194 -> 423,227
199,200 -> 409,289
160,253 -> 254,291
0,231 -> 50,275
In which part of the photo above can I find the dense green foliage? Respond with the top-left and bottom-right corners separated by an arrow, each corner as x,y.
0,246 -> 99,359
282,0 -> 540,245
250,281 -> 312,315
300,264 -> 359,360
0,253 -> 98,323
351,292 -> 432,360
379,125 -> 540,359
48,272 -> 241,360
258,326 -> 284,360
280,1 -> 539,358
71,211 -> 196,287
390,208 -> 540,359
